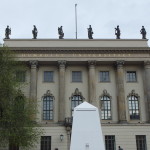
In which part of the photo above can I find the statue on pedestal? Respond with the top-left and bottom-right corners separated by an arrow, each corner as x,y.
58,26 -> 64,39
87,25 -> 93,39
115,25 -> 121,39
32,25 -> 38,39
5,26 -> 11,39
140,26 -> 146,39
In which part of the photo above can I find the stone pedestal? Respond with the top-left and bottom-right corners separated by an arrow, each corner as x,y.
116,60 -> 127,123
58,60 -> 66,122
88,60 -> 97,107
144,61 -> 150,122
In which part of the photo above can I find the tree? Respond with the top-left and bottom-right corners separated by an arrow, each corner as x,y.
0,47 -> 42,150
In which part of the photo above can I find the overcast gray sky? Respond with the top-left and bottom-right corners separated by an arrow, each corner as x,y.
0,0 -> 150,45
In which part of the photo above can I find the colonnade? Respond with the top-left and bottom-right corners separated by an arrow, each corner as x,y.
29,60 -> 150,123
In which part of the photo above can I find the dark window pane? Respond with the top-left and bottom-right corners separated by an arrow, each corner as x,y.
41,136 -> 51,150
72,71 -> 82,82
136,135 -> 147,150
43,96 -> 53,120
44,71 -> 54,82
101,96 -> 111,120
71,95 -> 83,114
127,71 -> 137,82
128,95 -> 140,120
100,71 -> 110,82
105,135 -> 115,150
16,71 -> 26,82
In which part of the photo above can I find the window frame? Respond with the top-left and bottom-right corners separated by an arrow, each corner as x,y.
72,71 -> 82,82
99,71 -> 110,82
100,90 -> 112,120
127,90 -> 140,120
42,90 -> 54,121
126,71 -> 137,82
105,135 -> 116,150
70,88 -> 84,114
41,136 -> 51,150
16,70 -> 26,82
136,135 -> 147,150
43,71 -> 54,82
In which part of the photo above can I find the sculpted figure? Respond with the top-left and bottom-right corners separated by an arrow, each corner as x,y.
32,25 -> 38,39
140,26 -> 146,39
118,146 -> 123,150
87,25 -> 93,39
5,26 -> 11,39
58,26 -> 64,39
115,25 -> 121,39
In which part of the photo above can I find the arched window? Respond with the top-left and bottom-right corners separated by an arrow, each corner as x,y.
70,88 -> 84,114
42,90 -> 54,120
100,90 -> 112,120
127,90 -> 140,120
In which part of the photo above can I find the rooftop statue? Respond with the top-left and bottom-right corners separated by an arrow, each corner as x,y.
58,26 -> 64,39
140,26 -> 146,39
87,25 -> 93,39
115,25 -> 121,39
5,25 -> 11,39
32,25 -> 38,39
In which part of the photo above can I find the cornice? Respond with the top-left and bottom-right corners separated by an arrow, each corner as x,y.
8,47 -> 150,54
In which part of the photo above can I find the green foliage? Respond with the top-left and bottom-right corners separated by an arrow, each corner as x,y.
0,47 -> 43,149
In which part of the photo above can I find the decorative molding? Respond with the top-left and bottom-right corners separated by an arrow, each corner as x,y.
144,61 -> 150,66
58,60 -> 66,68
116,60 -> 125,67
42,90 -> 55,99
99,89 -> 112,99
29,60 -> 38,67
88,60 -> 96,66
127,90 -> 140,98
70,88 -> 85,100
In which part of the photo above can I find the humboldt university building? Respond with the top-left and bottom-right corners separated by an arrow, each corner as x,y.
3,39 -> 150,150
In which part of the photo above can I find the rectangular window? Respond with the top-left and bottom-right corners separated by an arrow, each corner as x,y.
99,71 -> 110,82
41,136 -> 51,150
16,71 -> 26,82
127,71 -> 137,82
44,71 -> 54,82
72,71 -> 82,82
105,135 -> 116,150
136,135 -> 147,150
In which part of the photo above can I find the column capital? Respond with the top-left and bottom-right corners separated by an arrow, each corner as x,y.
29,60 -> 38,68
58,60 -> 66,68
116,60 -> 125,68
88,60 -> 96,67
144,61 -> 150,68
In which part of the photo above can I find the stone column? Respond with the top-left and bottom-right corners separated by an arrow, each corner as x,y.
29,60 -> 38,100
58,60 -> 66,122
144,61 -> 150,122
116,60 -> 127,123
88,60 -> 97,106
29,60 -> 38,120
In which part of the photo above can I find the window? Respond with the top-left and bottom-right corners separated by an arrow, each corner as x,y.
100,90 -> 112,120
16,71 -> 26,82
70,88 -> 84,114
41,136 -> 51,150
127,71 -> 137,82
128,90 -> 140,120
105,135 -> 116,150
99,71 -> 110,82
43,90 -> 54,120
44,71 -> 54,82
136,135 -> 147,150
72,71 -> 82,82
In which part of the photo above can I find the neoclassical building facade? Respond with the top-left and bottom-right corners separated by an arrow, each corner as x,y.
3,39 -> 150,150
